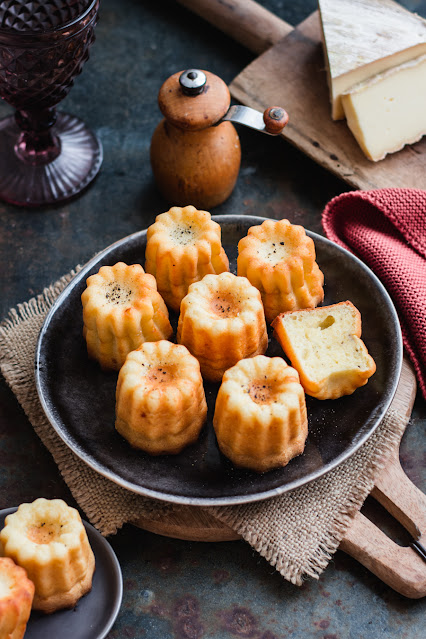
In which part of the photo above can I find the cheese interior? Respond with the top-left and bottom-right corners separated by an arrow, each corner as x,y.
318,0 -> 426,120
342,55 -> 426,161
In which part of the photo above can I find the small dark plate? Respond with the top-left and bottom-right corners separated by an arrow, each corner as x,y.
35,215 -> 402,506
0,507 -> 122,639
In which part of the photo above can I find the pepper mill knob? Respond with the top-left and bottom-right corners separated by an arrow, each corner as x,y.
179,69 -> 207,96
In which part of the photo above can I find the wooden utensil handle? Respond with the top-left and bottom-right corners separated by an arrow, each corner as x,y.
369,359 -> 426,545
372,454 -> 426,545
340,509 -> 426,599
176,0 -> 293,54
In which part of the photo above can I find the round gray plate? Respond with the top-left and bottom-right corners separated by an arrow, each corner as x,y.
35,215 -> 402,506
0,507 -> 122,639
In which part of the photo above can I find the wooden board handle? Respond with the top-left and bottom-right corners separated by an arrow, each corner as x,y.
134,459 -> 426,596
340,507 -> 426,599
370,358 -> 426,544
176,0 -> 293,54
372,453 -> 426,545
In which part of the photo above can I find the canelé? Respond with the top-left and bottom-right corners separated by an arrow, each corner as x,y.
145,205 -> 229,312
115,340 -> 207,454
272,301 -> 376,399
82,261 -> 172,370
0,499 -> 95,614
177,272 -> 268,382
213,356 -> 308,472
0,557 -> 34,639
237,218 -> 324,323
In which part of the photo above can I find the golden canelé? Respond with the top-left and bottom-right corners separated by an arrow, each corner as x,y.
237,218 -> 324,323
177,272 -> 268,383
213,356 -> 308,473
115,340 -> 207,455
145,205 -> 229,312
0,499 -> 95,614
82,261 -> 172,370
0,557 -> 34,639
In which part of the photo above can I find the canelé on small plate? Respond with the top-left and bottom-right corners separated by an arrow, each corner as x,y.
0,498 -> 95,614
0,557 -> 34,639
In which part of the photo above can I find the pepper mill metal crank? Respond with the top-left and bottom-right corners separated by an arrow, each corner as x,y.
150,68 -> 289,209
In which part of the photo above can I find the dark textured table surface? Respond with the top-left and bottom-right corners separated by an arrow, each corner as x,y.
1,1 -> 425,637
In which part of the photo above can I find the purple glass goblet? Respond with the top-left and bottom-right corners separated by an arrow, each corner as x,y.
0,0 -> 102,206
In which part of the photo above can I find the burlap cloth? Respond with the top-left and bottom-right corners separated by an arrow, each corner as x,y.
0,271 -> 407,586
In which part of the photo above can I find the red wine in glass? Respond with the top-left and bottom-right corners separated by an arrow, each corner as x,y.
0,0 -> 102,206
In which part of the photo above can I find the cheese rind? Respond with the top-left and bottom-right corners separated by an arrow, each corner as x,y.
342,55 -> 426,161
318,0 -> 426,120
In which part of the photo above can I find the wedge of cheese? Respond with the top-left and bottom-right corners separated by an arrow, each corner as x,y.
341,55 -> 426,161
319,0 -> 426,120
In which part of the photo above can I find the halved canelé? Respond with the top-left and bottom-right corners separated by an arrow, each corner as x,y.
145,205 -> 229,312
82,261 -> 172,370
272,301 -> 376,399
177,272 -> 268,383
237,218 -> 324,323
0,557 -> 34,639
0,499 -> 95,614
213,355 -> 308,473
115,340 -> 207,454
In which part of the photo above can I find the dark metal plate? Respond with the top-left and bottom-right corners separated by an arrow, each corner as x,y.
0,507 -> 122,639
35,215 -> 402,505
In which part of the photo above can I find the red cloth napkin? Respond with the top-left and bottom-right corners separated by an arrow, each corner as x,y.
322,188 -> 426,400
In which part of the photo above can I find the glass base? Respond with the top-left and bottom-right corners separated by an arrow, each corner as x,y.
0,112 -> 103,206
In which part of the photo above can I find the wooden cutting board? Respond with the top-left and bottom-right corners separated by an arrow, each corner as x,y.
134,357 -> 426,598
177,0 -> 426,189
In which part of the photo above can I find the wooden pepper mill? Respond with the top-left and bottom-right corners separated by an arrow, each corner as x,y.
150,68 -> 288,209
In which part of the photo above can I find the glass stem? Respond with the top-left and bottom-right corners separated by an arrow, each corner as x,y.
14,107 -> 61,165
